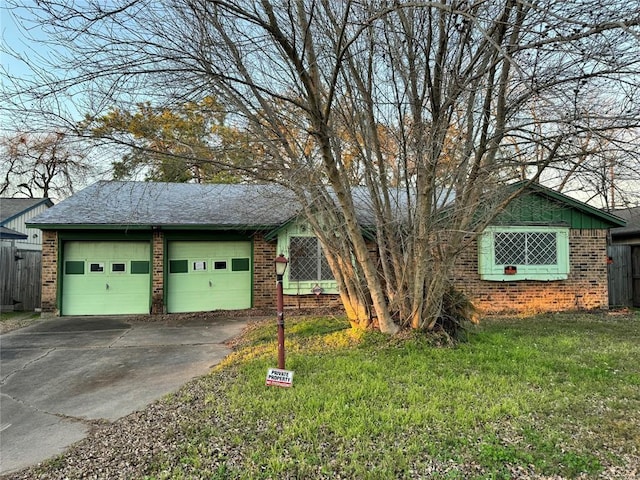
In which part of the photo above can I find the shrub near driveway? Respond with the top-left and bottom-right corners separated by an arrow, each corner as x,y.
8,312 -> 640,480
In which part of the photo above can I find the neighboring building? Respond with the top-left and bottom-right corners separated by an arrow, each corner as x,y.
1,198 -> 54,250
27,181 -> 624,317
608,206 -> 640,307
1,198 -> 53,311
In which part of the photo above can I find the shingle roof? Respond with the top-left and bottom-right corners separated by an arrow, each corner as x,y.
611,206 -> 640,237
1,198 -> 53,224
0,226 -> 28,240
28,181 -> 302,229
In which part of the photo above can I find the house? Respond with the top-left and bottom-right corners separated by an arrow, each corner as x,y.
1,198 -> 53,249
608,206 -> 640,307
1,198 -> 53,311
27,181 -> 625,317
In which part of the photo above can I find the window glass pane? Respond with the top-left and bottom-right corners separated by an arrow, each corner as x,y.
131,261 -> 150,274
65,261 -> 84,275
289,237 -> 318,281
111,263 -> 126,273
193,260 -> 207,271
494,232 -> 526,265
232,258 -> 250,271
320,254 -> 333,280
89,263 -> 104,273
527,232 -> 557,264
169,259 -> 188,273
289,236 -> 334,281
214,261 -> 227,270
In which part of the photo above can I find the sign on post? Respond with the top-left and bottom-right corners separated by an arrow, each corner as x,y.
266,368 -> 294,387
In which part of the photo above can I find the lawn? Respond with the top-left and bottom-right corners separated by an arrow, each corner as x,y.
25,311 -> 640,480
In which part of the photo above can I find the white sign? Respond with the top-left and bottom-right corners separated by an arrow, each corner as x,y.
266,368 -> 294,388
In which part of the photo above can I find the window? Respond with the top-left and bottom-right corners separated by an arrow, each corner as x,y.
89,263 -> 104,273
214,260 -> 228,270
193,260 -> 207,271
65,261 -> 84,275
479,226 -> 569,281
169,259 -> 188,273
131,261 -> 150,274
111,262 -> 126,273
231,258 -> 250,272
289,236 -> 333,282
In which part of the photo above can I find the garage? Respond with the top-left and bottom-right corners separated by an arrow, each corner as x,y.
167,241 -> 252,313
62,241 -> 151,315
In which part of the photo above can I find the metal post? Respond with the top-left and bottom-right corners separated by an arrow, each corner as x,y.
276,272 -> 285,369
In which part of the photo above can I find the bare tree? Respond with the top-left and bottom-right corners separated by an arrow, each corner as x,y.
0,132 -> 92,200
3,1 -> 639,331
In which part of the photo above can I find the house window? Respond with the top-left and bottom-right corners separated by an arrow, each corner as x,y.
479,226 -> 569,281
289,236 -> 333,282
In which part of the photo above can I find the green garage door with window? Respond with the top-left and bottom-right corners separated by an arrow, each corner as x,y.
62,241 -> 151,315
167,241 -> 252,313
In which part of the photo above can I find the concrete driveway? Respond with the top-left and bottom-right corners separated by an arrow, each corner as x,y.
0,315 -> 249,475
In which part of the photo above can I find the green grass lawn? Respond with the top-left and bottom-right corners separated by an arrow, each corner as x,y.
135,311 -> 640,479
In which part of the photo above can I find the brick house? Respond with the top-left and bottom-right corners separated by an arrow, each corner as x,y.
28,181 -> 624,317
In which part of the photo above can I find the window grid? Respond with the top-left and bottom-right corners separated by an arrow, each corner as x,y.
289,237 -> 333,282
494,231 -> 557,265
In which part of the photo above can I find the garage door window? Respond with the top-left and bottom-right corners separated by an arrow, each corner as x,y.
214,260 -> 227,270
232,258 -> 250,272
131,261 -> 150,274
65,261 -> 84,275
111,262 -> 126,273
193,260 -> 207,271
89,262 -> 104,273
170,259 -> 188,273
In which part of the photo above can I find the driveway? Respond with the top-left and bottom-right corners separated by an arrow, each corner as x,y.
0,315 -> 249,475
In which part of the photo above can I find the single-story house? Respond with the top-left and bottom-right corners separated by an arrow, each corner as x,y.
1,198 -> 53,249
609,206 -> 640,307
27,181 -> 625,317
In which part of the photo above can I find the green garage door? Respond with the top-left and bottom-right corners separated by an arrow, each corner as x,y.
167,241 -> 252,313
62,241 -> 151,315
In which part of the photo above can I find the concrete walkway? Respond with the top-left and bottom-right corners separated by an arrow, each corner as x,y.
0,315 -> 248,475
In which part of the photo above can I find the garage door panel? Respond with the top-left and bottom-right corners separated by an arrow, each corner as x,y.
167,241 -> 251,313
62,242 -> 151,316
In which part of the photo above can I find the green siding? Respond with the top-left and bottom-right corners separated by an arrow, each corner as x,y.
167,241 -> 252,313
495,192 -> 616,229
62,241 -> 151,315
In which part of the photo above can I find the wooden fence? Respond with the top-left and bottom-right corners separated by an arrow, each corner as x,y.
0,246 -> 42,311
608,244 -> 633,307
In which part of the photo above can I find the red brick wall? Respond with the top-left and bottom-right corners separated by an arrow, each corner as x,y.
453,229 -> 609,313
151,230 -> 164,314
40,230 -> 58,314
252,233 -> 342,309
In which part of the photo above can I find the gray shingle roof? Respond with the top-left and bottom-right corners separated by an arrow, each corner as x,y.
611,206 -> 640,237
0,226 -> 28,239
28,181 -> 302,229
1,198 -> 53,224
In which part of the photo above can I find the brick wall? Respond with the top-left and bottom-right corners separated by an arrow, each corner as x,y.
252,233 -> 342,309
151,229 -> 164,314
40,230 -> 58,314
453,229 -> 609,313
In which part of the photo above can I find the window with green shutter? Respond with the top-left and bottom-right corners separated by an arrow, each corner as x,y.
478,226 -> 569,281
